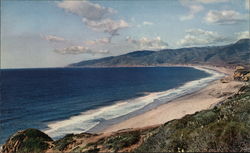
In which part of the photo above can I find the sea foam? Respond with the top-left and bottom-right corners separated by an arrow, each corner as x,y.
44,66 -> 224,139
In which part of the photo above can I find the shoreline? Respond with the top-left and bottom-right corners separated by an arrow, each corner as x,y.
0,65 -> 244,149
42,65 -> 240,139
85,65 -> 225,133
100,65 -> 244,133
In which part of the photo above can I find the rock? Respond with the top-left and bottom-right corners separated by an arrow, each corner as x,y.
235,66 -> 245,70
233,68 -> 250,82
220,77 -> 231,83
1,128 -> 53,153
244,73 -> 250,81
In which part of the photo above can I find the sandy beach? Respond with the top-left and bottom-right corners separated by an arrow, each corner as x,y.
102,66 -> 244,133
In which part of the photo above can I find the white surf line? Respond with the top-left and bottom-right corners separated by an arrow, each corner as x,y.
43,66 -> 224,139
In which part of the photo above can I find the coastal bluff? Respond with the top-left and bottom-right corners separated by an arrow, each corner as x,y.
1,129 -> 53,153
2,83 -> 250,152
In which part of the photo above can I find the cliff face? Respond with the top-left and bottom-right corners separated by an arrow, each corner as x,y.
69,39 -> 250,67
2,84 -> 250,152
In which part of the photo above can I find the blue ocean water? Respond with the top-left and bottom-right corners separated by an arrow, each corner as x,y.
0,67 -> 213,144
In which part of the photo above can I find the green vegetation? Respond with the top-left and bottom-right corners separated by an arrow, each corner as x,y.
78,131 -> 141,152
135,85 -> 250,152
16,129 -> 53,153
103,131 -> 140,151
53,133 -> 75,151
2,128 -> 53,153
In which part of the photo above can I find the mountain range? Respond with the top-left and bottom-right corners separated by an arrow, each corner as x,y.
69,39 -> 250,67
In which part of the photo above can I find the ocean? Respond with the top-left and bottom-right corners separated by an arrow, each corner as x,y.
0,66 -> 224,144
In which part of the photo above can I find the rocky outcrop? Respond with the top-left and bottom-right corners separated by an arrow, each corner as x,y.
233,66 -> 250,81
1,128 -> 53,153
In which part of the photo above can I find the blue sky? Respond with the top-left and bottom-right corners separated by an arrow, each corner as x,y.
1,0 -> 249,68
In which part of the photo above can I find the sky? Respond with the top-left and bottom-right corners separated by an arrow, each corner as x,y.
1,0 -> 249,68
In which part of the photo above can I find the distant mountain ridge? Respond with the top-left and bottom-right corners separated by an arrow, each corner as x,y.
69,39 -> 250,67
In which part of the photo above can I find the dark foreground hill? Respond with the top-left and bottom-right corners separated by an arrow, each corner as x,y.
2,83 -> 250,152
69,39 -> 250,67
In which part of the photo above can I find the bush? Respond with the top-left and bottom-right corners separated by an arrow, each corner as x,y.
8,128 -> 53,153
136,86 -> 250,152
104,131 -> 140,151
54,133 -> 74,151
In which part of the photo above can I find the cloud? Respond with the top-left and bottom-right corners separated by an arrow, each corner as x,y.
204,10 -> 247,24
57,0 -> 115,21
177,29 -> 228,46
83,18 -> 129,37
126,36 -> 168,50
58,0 -> 129,41
236,31 -> 249,39
136,21 -> 154,28
179,0 -> 230,21
142,21 -> 154,25
180,4 -> 204,20
83,37 -> 110,45
43,35 -> 66,43
54,46 -> 109,55
246,0 -> 250,10
180,0 -> 228,5
194,0 -> 228,3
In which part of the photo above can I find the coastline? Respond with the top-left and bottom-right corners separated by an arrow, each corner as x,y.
1,65 -> 247,152
100,65 -> 244,133
44,65 -> 223,139
38,65 -> 243,141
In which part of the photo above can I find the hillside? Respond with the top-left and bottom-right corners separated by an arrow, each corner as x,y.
135,85 -> 250,152
2,83 -> 250,152
69,39 -> 250,67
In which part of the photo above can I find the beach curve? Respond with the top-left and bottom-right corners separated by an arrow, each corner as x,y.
43,65 -> 236,139
101,65 -> 244,133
